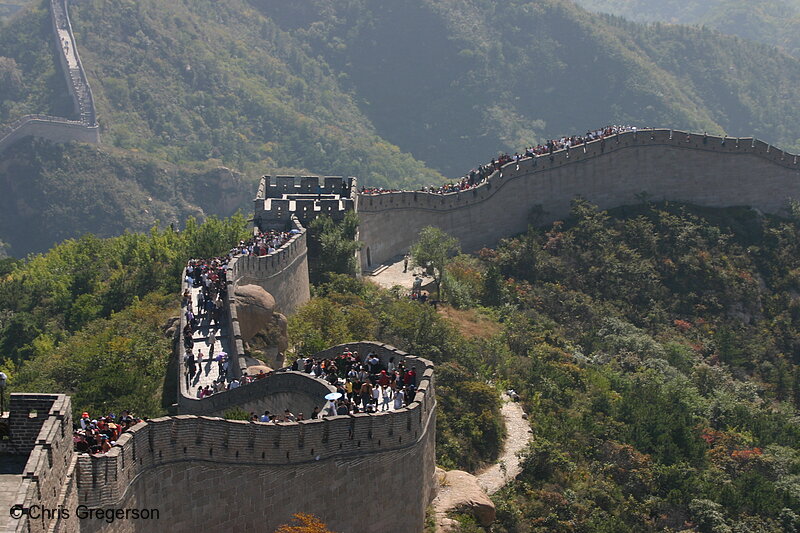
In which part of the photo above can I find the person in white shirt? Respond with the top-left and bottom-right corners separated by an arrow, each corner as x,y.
393,389 -> 405,410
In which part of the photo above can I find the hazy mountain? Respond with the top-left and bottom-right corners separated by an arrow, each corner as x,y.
0,138 -> 253,256
253,0 -> 800,175
574,0 -> 800,58
3,0 -> 800,253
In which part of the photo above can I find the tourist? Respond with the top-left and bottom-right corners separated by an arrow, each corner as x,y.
381,388 -> 392,411
394,388 -> 405,410
208,329 -> 217,358
359,125 -> 637,197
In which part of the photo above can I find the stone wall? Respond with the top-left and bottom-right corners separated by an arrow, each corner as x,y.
70,344 -> 436,533
231,216 -> 311,316
5,394 -> 76,533
0,116 -> 99,153
177,370 -> 334,418
0,0 -> 99,154
254,175 -> 356,228
50,0 -> 97,126
357,129 -> 800,269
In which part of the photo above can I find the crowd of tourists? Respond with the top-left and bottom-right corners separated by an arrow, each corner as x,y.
521,125 -> 636,158
182,256 -> 229,386
229,228 -> 297,257
73,411 -> 142,454
193,366 -> 275,398
359,125 -> 637,196
181,227 -> 299,390
291,347 -> 418,416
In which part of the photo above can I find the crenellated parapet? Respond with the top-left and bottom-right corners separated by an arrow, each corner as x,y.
76,343 -> 436,533
229,215 -> 311,315
254,175 -> 357,229
357,129 -> 800,270
2,394 -> 75,533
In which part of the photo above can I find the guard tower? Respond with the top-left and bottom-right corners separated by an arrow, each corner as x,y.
253,175 -> 357,232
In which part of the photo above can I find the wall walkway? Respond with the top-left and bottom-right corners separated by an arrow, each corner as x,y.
357,129 -> 800,269
176,216 -> 311,414
73,343 -> 436,533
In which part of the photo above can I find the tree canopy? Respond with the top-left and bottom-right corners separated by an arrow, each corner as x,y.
411,226 -> 460,298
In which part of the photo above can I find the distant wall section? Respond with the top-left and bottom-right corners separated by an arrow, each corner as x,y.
0,116 -> 99,153
0,0 -> 99,154
357,130 -> 800,269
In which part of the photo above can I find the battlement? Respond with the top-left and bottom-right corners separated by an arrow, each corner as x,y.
357,128 -> 800,270
261,175 -> 356,198
254,175 -> 357,228
3,394 -> 75,533
357,129 -> 799,213
230,216 -> 311,315
76,344 -> 435,532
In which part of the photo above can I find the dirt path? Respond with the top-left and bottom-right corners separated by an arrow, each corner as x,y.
476,394 -> 531,494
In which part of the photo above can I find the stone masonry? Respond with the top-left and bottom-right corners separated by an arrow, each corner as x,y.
15,127 -> 800,533
356,129 -> 800,270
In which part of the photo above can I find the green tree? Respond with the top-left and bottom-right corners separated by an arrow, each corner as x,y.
307,211 -> 361,284
410,226 -> 460,299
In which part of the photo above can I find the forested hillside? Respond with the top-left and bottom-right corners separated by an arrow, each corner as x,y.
66,0 -> 441,187
0,1 -> 32,23
3,0 -> 800,254
0,138 -> 253,256
256,0 -> 800,175
575,0 -> 800,58
0,2 -> 73,120
436,200 -> 800,531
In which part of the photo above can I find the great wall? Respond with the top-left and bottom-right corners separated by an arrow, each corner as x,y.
1,6 -> 800,533
0,0 -> 99,154
1,127 -> 797,532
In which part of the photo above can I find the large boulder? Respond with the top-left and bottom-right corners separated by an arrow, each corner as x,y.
233,284 -> 276,341
432,468 -> 496,530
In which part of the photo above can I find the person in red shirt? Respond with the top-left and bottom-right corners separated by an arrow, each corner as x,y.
405,368 -> 416,388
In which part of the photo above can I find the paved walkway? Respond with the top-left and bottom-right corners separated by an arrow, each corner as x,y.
367,255 -> 435,293
0,455 -> 27,533
476,394 -> 532,494
184,284 -> 232,395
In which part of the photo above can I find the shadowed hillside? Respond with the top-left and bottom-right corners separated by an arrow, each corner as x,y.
0,138 -> 253,256
256,0 -> 800,175
575,0 -> 800,58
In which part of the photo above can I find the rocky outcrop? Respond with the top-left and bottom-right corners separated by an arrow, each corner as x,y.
432,468 -> 496,531
234,284 -> 277,341
233,284 -> 289,367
